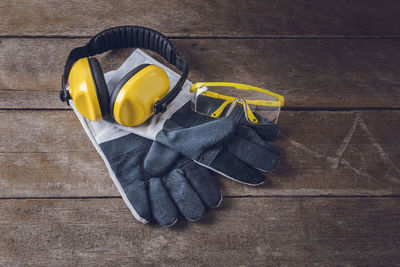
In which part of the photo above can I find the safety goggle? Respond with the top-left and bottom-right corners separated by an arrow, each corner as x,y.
190,82 -> 284,124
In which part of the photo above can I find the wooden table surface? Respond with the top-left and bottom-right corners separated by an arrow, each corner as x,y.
1,1 -> 400,266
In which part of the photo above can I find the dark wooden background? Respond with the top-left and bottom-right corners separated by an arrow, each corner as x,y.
0,0 -> 400,265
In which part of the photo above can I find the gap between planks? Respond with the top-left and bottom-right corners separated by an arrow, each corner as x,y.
1,195 -> 400,201
2,107 -> 400,112
2,35 -> 400,39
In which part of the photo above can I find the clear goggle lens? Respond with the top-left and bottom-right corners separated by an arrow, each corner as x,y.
190,82 -> 284,125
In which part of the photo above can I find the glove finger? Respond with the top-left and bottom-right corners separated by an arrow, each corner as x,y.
148,178 -> 178,226
144,142 -> 180,176
235,125 -> 280,155
162,170 -> 206,221
208,150 -> 266,185
248,123 -> 280,141
123,180 -> 153,223
157,116 -> 236,159
181,161 -> 222,208
225,135 -> 280,172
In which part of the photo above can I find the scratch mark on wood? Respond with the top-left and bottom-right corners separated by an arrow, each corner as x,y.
285,136 -> 332,161
286,135 -> 376,181
359,118 -> 399,172
358,118 -> 400,183
340,159 -> 375,180
284,113 -> 399,183
331,113 -> 361,169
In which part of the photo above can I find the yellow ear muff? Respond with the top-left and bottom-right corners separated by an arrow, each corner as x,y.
68,58 -> 103,121
112,65 -> 170,127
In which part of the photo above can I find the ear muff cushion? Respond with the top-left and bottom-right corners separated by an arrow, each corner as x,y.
109,64 -> 150,119
88,58 -> 111,119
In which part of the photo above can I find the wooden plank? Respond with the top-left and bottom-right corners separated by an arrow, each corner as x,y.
0,89 -> 64,109
0,197 -> 399,265
1,0 -> 400,37
1,110 -> 399,198
1,38 -> 400,108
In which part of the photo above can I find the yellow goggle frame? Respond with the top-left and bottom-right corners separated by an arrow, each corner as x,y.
190,82 -> 284,124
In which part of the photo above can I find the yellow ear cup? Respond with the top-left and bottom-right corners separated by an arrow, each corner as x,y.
68,58 -> 103,121
112,65 -> 170,127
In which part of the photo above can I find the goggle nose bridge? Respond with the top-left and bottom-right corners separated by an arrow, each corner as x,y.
224,97 -> 247,117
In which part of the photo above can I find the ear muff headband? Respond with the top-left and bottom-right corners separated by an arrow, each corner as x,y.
60,26 -> 188,114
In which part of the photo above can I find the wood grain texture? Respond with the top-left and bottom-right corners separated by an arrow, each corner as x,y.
1,0 -> 400,37
0,89 -> 64,109
1,1 -> 399,265
1,110 -> 399,198
0,197 -> 399,266
1,38 -> 400,108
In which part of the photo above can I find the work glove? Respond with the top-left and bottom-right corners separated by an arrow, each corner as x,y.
71,71 -> 222,226
114,49 -> 281,185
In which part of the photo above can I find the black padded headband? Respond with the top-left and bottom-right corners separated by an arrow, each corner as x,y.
60,26 -> 188,114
